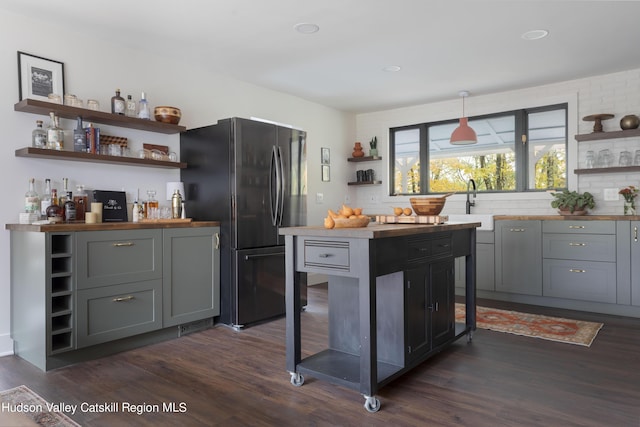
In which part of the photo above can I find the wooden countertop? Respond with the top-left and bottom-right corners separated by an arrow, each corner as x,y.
279,222 -> 480,239
494,215 -> 640,221
5,220 -> 220,232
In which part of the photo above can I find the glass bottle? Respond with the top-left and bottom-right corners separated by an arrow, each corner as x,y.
40,178 -> 52,218
32,120 -> 47,148
111,89 -> 125,115
46,189 -> 64,223
138,92 -> 150,120
46,112 -> 63,150
59,178 -> 69,206
64,191 -> 76,222
125,94 -> 137,118
144,190 -> 158,219
25,178 -> 39,214
73,185 -> 88,221
73,116 -> 87,152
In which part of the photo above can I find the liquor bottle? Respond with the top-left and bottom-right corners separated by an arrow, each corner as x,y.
132,200 -> 140,223
73,116 -> 87,152
40,178 -> 52,218
46,189 -> 64,223
46,112 -> 63,150
24,178 -> 39,214
111,89 -> 125,115
32,120 -> 47,148
138,92 -> 150,120
64,191 -> 76,222
73,185 -> 88,221
125,95 -> 137,118
59,178 -> 69,206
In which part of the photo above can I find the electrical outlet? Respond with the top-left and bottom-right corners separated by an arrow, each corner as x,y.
370,195 -> 379,203
316,192 -> 324,204
604,188 -> 619,201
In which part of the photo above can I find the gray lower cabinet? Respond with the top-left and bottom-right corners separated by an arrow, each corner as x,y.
631,221 -> 640,306
455,231 -> 494,291
495,220 -> 542,295
163,227 -> 220,327
542,220 -> 617,304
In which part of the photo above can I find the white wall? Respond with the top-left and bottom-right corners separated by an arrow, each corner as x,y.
353,68 -> 640,216
0,10 -> 354,355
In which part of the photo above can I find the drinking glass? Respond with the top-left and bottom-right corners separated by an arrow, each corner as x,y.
598,149 -> 612,168
634,150 -> 640,166
585,151 -> 595,168
619,151 -> 632,167
87,99 -> 100,111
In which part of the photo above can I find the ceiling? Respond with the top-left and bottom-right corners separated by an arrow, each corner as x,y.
3,0 -> 640,114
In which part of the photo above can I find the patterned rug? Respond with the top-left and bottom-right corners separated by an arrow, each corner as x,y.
0,385 -> 80,426
455,304 -> 603,347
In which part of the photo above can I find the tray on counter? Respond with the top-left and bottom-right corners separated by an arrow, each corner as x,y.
375,215 -> 448,224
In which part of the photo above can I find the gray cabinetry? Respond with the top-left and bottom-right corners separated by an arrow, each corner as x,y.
542,221 -> 617,304
455,231 -> 495,291
75,229 -> 163,347
630,221 -> 640,306
163,227 -> 220,327
495,220 -> 542,295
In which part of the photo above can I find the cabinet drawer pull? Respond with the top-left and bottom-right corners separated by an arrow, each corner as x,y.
318,253 -> 333,258
112,295 -> 135,302
214,233 -> 220,250
634,226 -> 638,242
568,225 -> 585,229
569,242 -> 586,246
113,242 -> 134,247
509,228 -> 525,232
569,269 -> 586,273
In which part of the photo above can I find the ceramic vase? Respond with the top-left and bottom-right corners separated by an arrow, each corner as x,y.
352,142 -> 364,157
624,200 -> 636,215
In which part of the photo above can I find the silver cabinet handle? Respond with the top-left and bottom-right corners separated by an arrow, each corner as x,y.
569,242 -> 586,246
509,228 -> 525,232
568,225 -> 585,229
318,253 -> 332,258
113,242 -> 134,247
112,296 -> 135,302
569,269 -> 586,273
634,226 -> 638,242
214,233 -> 220,250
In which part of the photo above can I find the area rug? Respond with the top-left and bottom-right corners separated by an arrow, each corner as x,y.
0,385 -> 80,427
455,304 -> 603,347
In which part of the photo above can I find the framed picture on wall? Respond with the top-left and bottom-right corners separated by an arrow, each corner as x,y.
322,165 -> 330,182
321,147 -> 330,165
17,51 -> 65,101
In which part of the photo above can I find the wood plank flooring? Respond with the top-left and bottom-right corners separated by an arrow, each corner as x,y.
1,285 -> 639,426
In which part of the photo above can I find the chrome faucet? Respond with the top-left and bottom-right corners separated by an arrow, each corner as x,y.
466,179 -> 476,214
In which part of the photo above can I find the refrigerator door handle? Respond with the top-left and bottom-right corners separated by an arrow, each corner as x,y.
277,146 -> 285,226
270,145 -> 280,226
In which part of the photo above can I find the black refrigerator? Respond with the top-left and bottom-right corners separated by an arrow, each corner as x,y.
180,117 -> 307,329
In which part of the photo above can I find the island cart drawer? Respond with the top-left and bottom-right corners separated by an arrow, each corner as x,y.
76,279 -> 162,348
407,234 -> 452,262
76,229 -> 162,289
542,220 -> 615,235
543,234 -> 615,262
299,238 -> 351,272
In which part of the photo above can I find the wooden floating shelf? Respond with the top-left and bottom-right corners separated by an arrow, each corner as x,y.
575,128 -> 640,142
15,147 -> 187,169
347,180 -> 382,186
15,98 -> 186,134
347,156 -> 382,162
574,166 -> 640,175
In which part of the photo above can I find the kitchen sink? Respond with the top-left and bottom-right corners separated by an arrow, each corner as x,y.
446,214 -> 494,231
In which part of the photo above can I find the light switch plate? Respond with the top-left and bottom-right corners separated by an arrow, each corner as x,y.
315,192 -> 324,204
604,188 -> 619,201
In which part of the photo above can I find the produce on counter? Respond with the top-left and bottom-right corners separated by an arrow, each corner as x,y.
323,204 -> 367,229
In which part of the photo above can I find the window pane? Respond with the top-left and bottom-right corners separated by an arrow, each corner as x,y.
527,109 -> 566,189
428,115 -> 516,192
393,128 -> 421,194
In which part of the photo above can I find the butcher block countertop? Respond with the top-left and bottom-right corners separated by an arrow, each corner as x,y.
494,214 -> 640,221
279,221 -> 480,239
5,220 -> 220,232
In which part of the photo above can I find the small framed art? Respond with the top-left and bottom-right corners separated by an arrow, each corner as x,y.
17,51 -> 65,101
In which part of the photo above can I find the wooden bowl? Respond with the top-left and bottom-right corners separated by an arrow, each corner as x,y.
154,106 -> 182,125
410,194 -> 453,216
333,216 -> 370,228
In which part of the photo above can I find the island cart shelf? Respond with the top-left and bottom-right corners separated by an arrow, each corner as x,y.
280,223 -> 478,413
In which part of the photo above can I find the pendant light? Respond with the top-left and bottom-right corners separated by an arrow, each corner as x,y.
450,91 -> 477,145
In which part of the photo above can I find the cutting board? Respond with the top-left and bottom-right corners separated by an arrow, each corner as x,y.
375,215 -> 448,224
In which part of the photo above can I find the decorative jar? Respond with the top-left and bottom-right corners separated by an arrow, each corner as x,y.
352,142 -> 364,157
624,200 -> 636,216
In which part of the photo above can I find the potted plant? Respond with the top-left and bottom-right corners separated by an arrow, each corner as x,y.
369,136 -> 378,157
550,189 -> 595,215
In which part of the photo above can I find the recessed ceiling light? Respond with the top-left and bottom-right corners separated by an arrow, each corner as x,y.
294,23 -> 319,34
382,65 -> 401,72
521,29 -> 549,41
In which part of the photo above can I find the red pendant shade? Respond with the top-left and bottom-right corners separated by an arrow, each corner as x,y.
450,117 -> 478,145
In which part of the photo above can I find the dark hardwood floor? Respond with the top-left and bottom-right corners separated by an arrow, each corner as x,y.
1,284 -> 640,426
